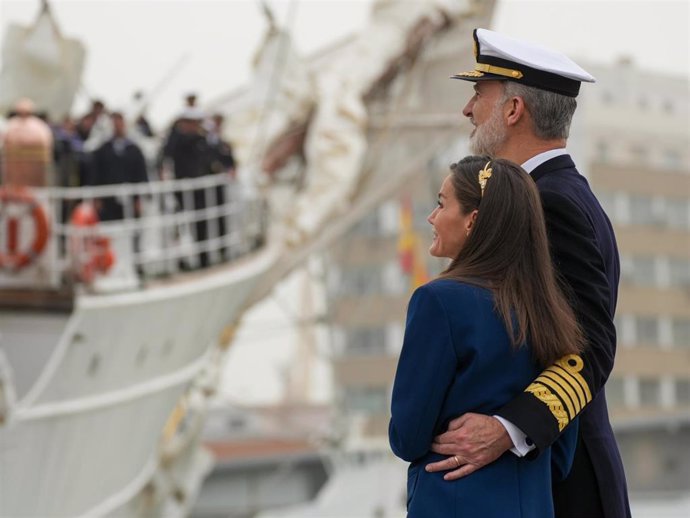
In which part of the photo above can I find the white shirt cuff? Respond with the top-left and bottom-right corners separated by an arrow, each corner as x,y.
493,415 -> 536,457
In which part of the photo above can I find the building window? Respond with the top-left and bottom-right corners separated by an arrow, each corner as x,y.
385,323 -> 405,355
629,195 -> 656,226
663,149 -> 682,170
629,145 -> 647,165
676,380 -> 690,405
658,317 -> 673,348
630,256 -> 657,286
381,262 -> 407,295
339,267 -> 383,296
353,212 -> 382,237
665,199 -> 690,230
596,141 -> 609,163
606,377 -> 625,408
596,190 -> 615,217
638,378 -> 661,407
616,314 -> 635,346
227,416 -> 248,431
635,316 -> 659,345
620,256 -> 634,284
671,319 -> 690,348
345,327 -> 387,356
379,201 -> 400,235
344,386 -> 388,414
669,259 -> 690,287
624,377 -> 639,407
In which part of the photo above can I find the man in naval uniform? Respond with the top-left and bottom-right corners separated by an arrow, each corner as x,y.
425,29 -> 631,518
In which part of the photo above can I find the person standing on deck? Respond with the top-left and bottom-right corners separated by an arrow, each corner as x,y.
161,107 -> 212,267
88,111 -> 148,221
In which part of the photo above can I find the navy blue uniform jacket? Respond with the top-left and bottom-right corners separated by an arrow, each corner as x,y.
496,155 -> 630,518
390,280 -> 577,518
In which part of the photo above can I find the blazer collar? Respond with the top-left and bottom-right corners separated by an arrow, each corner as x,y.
530,154 -> 576,182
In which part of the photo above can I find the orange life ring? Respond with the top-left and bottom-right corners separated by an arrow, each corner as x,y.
0,186 -> 50,270
69,203 -> 115,283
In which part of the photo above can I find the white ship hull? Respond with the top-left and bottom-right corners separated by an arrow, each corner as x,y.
0,246 -> 278,516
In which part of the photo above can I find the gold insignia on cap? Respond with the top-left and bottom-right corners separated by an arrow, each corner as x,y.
475,63 -> 524,79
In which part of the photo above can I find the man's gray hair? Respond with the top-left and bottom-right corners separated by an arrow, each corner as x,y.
502,82 -> 577,140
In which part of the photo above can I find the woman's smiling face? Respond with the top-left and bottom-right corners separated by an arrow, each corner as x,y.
427,175 -> 477,259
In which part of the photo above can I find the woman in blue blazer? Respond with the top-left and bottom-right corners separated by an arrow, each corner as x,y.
389,156 -> 584,517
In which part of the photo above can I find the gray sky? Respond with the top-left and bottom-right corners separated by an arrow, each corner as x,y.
494,0 -> 689,76
1,0 -> 688,128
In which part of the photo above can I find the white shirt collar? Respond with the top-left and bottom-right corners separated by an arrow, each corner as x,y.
521,148 -> 568,174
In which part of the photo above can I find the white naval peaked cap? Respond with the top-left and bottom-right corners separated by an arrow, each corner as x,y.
452,28 -> 595,97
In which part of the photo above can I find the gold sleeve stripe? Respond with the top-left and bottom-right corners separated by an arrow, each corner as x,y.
537,372 -> 579,417
548,364 -> 588,408
534,375 -> 577,419
524,354 -> 594,431
525,382 -> 569,431
554,355 -> 593,403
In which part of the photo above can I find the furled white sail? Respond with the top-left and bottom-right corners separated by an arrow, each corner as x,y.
226,0 -> 471,246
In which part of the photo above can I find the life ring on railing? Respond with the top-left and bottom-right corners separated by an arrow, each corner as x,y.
69,202 -> 115,283
0,186 -> 50,270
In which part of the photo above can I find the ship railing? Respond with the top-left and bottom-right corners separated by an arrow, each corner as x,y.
0,174 -> 269,294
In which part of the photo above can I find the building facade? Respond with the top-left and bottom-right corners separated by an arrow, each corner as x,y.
580,60 -> 690,418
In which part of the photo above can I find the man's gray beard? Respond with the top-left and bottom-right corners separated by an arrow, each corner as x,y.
469,108 -> 507,156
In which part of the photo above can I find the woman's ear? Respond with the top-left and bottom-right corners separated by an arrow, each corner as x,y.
466,209 -> 479,233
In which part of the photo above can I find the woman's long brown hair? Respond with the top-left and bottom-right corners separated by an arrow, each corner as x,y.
440,156 -> 584,366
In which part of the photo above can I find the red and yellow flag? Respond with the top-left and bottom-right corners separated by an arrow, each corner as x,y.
397,197 -> 429,290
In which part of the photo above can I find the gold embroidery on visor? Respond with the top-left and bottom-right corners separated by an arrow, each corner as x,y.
475,63 -> 524,79
454,70 -> 485,78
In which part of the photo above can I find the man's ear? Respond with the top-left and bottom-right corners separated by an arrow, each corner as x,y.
504,95 -> 526,127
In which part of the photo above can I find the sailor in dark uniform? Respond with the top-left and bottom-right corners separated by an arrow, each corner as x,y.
425,28 -> 631,518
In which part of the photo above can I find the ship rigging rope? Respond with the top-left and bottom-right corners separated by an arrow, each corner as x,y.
246,0 -> 301,168
15,348 -> 211,421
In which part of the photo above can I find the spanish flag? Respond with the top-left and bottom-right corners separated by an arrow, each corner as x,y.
398,197 -> 429,290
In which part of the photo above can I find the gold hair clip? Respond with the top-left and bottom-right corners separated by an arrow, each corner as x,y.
478,161 -> 492,197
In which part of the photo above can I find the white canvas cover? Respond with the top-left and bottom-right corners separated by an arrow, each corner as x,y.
0,9 -> 86,120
